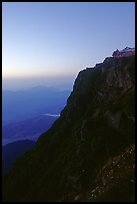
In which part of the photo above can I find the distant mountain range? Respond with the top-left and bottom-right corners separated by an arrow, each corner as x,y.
2,114 -> 59,145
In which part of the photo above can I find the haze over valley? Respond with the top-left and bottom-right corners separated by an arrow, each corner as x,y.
2,86 -> 71,145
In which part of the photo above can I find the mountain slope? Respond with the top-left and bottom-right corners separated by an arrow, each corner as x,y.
2,55 -> 135,202
2,140 -> 35,174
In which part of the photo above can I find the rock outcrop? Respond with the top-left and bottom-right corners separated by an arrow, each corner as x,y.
2,55 -> 135,202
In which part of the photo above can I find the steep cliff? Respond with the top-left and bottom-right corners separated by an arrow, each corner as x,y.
2,55 -> 135,202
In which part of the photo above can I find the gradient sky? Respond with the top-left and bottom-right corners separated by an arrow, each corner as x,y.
2,2 -> 135,90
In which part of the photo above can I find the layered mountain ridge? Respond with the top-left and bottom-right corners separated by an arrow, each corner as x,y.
2,55 -> 135,202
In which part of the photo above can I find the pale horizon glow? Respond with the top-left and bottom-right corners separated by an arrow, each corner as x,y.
2,2 -> 135,89
2,68 -> 77,79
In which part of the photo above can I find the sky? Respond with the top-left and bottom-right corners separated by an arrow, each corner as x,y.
2,2 -> 135,90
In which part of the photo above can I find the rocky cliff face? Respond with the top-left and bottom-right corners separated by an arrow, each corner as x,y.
2,55 -> 135,202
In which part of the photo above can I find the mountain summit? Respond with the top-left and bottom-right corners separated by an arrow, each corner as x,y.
3,55 -> 135,202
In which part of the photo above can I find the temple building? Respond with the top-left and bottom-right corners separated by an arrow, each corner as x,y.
112,47 -> 135,57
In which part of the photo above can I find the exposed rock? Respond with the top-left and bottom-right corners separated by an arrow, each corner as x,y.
87,144 -> 135,202
104,111 -> 121,129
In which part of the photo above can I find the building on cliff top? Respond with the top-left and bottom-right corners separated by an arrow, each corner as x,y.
112,47 -> 135,57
